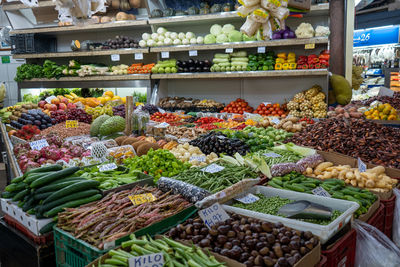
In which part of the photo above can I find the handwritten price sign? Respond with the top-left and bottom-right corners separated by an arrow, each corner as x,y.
65,120 -> 78,128
129,193 -> 156,206
199,203 -> 230,229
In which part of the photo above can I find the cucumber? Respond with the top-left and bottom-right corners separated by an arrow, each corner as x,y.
23,164 -> 62,177
30,167 -> 80,189
12,188 -> 30,202
39,222 -> 56,235
39,189 -> 100,214
43,180 -> 100,204
34,179 -> 84,194
47,176 -> 84,185
44,194 -> 102,218
11,175 -> 24,184
1,191 -> 16,199
22,197 -> 35,212
5,182 -> 26,192
34,192 -> 54,201
24,173 -> 52,184
27,208 -> 36,215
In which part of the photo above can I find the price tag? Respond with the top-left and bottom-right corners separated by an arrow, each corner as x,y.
257,46 -> 266,53
262,102 -> 271,106
161,51 -> 169,58
189,50 -> 198,57
199,203 -> 230,229
234,193 -> 260,204
312,187 -> 332,198
98,163 -> 118,172
190,155 -> 206,162
271,117 -> 280,124
305,43 -> 315,49
358,157 -> 367,173
45,96 -> 56,104
128,193 -> 156,206
29,139 -> 49,151
263,152 -> 281,158
225,48 -> 233,53
103,240 -> 115,250
65,120 -> 78,128
111,54 -> 120,61
201,163 -> 225,173
134,53 -> 143,60
156,122 -> 170,127
129,253 -> 164,267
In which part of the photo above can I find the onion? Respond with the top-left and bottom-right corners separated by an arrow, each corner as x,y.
283,30 -> 296,39
272,32 -> 282,40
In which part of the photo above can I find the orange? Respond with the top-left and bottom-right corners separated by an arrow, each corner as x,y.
104,91 -> 114,98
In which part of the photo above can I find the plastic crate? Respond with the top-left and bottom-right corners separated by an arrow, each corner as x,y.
11,33 -> 56,54
321,228 -> 356,267
3,214 -> 53,245
10,34 -> 25,54
381,193 -> 396,239
367,203 -> 385,232
316,255 -> 327,267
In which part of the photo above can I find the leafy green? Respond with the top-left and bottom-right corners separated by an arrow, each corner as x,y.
15,64 -> 44,82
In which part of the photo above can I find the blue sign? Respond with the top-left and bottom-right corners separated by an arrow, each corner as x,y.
354,25 -> 399,47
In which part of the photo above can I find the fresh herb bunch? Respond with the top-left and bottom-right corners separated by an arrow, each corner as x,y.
15,64 -> 44,82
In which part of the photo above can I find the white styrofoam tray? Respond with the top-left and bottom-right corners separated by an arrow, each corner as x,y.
0,198 -> 13,216
223,186 -> 359,244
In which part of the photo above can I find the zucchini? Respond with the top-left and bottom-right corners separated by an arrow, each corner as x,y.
30,167 -> 80,189
12,188 -> 29,202
39,189 -> 100,214
11,175 -> 24,184
44,194 -> 102,218
43,180 -> 100,204
34,192 -> 54,201
39,222 -> 56,235
22,197 -> 36,212
34,179 -> 84,194
24,164 -> 62,177
1,191 -> 16,199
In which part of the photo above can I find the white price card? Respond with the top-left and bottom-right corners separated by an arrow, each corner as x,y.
134,53 -> 143,60
161,51 -> 169,58
201,163 -> 225,173
111,54 -> 120,61
199,203 -> 230,229
190,155 -> 206,162
189,50 -> 198,57
234,193 -> 260,204
271,117 -> 280,124
263,152 -> 282,158
45,96 -> 56,104
225,48 -> 233,53
30,139 -> 49,151
98,163 -> 118,172
358,157 -> 367,173
129,253 -> 164,267
257,46 -> 266,53
312,187 -> 331,198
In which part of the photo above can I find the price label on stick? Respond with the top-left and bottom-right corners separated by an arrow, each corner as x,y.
257,46 -> 266,53
312,187 -> 331,198
98,163 -> 117,172
161,51 -> 169,58
263,152 -> 281,158
111,54 -> 120,61
199,203 -> 230,229
30,139 -> 49,151
128,193 -> 156,206
225,48 -> 233,53
358,157 -> 367,173
65,120 -> 78,128
201,163 -> 225,173
129,253 -> 164,267
263,102 -> 271,106
134,53 -> 143,60
189,50 -> 198,57
234,193 -> 260,204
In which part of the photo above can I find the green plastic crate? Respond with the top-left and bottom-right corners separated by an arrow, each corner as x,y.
54,205 -> 197,267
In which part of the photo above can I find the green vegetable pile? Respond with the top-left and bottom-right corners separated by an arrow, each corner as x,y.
43,60 -> 65,79
268,172 -> 377,217
171,162 -> 258,193
151,59 -> 177,74
247,52 -> 276,71
254,148 -> 303,165
233,194 -> 342,225
15,64 -> 44,82
124,149 -> 190,181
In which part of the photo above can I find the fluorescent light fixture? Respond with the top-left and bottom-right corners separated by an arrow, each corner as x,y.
355,0 -> 362,6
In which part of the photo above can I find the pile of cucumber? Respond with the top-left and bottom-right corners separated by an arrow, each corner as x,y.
2,165 -> 102,234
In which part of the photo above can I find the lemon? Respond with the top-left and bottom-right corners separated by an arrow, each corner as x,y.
112,95 -> 121,101
104,96 -> 112,102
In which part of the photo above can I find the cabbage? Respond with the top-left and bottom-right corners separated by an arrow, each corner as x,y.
178,32 -> 186,40
156,41 -> 164,46
186,32 -> 195,39
139,40 -> 147,47
243,34 -> 257,41
164,38 -> 172,45
142,33 -> 151,41
170,32 -> 178,40
147,40 -> 156,47
216,34 -> 228,43
196,36 -> 204,44
157,35 -> 165,42
256,29 -> 264,41
151,33 -> 158,41
182,39 -> 190,45
210,24 -> 222,36
228,30 -> 243,42
173,39 -> 182,45
222,24 -> 235,34
204,34 -> 216,44
164,31 -> 171,38
190,38 -> 197,45
157,27 -> 167,35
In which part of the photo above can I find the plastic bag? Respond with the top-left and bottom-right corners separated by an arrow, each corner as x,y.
353,219 -> 400,267
393,188 -> 400,246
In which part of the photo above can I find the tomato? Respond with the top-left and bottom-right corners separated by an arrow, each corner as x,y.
241,102 -> 247,107
266,104 -> 272,108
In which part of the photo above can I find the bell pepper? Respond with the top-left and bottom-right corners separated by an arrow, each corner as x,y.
275,63 -> 283,70
277,53 -> 286,59
301,64 -> 309,69
314,63 -> 321,69
287,58 -> 296,63
288,52 -> 296,58
319,54 -> 330,61
276,58 -> 285,64
289,63 -> 297,70
282,63 -> 290,70
308,63 -> 315,69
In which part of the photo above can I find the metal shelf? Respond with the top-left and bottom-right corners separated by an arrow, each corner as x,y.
2,0 -> 54,11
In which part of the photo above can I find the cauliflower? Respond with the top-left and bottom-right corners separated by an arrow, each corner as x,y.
315,26 -> 330,37
295,23 -> 315,38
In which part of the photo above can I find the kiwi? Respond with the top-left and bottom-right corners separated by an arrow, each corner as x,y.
115,136 -> 128,145
121,137 -> 138,146
137,143 -> 160,156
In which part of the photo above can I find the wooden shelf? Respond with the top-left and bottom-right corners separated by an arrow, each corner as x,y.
23,74 -> 150,82
2,0 -> 54,11
148,11 -> 240,25
10,20 -> 148,35
12,48 -> 150,59
150,37 -> 328,53
151,69 -> 328,79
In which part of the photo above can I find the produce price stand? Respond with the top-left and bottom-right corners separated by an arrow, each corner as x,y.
1,1 -> 400,267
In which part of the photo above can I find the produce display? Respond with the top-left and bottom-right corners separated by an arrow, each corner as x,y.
171,143 -> 218,167
363,103 -> 398,121
247,52 -> 275,71
287,85 -> 327,118
99,35 -> 139,50
220,98 -> 253,114
296,51 -> 330,70
151,1 -> 236,18
168,213 -> 319,266
211,51 -> 249,72
177,59 -> 212,73
253,103 -> 288,117
57,185 -> 191,248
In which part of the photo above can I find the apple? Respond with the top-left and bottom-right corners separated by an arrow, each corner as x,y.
51,98 -> 60,105
59,103 -> 67,110
38,100 -> 46,108
44,103 -> 51,110
67,103 -> 76,109
49,104 -> 57,111
61,98 -> 69,105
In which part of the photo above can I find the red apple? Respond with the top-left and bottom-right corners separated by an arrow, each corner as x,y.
51,98 -> 60,105
61,98 -> 69,104
59,103 -> 67,110
67,102 -> 76,109
49,104 -> 57,111
38,100 -> 46,108
44,103 -> 51,110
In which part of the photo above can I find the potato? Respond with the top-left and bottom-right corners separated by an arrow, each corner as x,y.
305,167 -> 313,175
366,179 -> 375,188
366,166 -> 385,175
